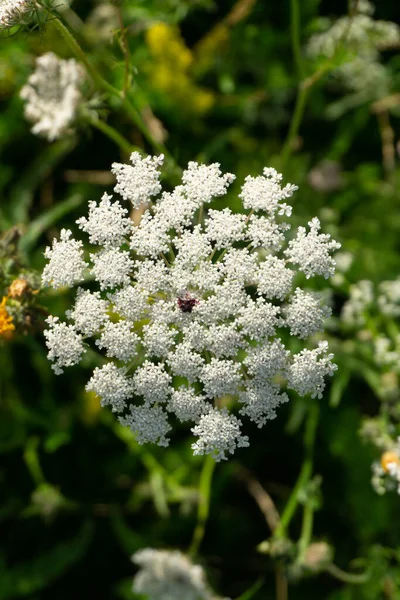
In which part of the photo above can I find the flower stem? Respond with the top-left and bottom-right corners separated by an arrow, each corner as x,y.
189,454 -> 216,556
275,403 -> 319,538
235,577 -> 265,600
297,496 -> 314,560
325,563 -> 370,584
275,565 -> 288,600
290,0 -> 303,80
47,12 -> 175,162
280,82 -> 309,172
88,116 -> 141,155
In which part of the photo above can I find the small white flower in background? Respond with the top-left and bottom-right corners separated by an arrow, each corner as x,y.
341,280 -> 374,327
132,548 -> 213,600
378,278 -> 400,317
306,1 -> 400,98
20,52 -> 85,141
0,0 -> 32,29
42,153 -> 340,460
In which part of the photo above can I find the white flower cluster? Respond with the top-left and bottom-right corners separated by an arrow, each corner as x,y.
341,280 -> 374,327
20,52 -> 85,141
132,548 -> 214,600
43,153 -> 340,460
0,0 -> 32,29
307,1 -> 400,97
378,278 -> 400,317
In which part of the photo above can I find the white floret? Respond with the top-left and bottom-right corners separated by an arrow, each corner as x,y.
239,167 -> 296,214
239,380 -> 289,427
66,288 -> 109,336
200,358 -> 242,399
135,259 -> 170,295
44,316 -> 85,374
111,152 -> 164,208
247,214 -> 289,250
205,323 -> 244,358
205,208 -> 246,249
130,211 -> 171,257
182,161 -> 235,205
120,404 -> 171,446
244,339 -> 289,381
76,193 -> 132,246
96,320 -> 139,361
221,248 -> 259,286
238,297 -> 283,341
167,343 -> 205,382
142,321 -> 177,358
109,285 -> 149,322
42,229 -> 87,289
133,361 -> 172,404
85,362 -> 133,412
90,248 -> 134,289
284,218 -> 341,279
168,388 -> 210,423
284,288 -> 332,339
174,226 -> 212,267
257,255 -> 294,300
191,408 -> 249,461
287,341 -> 337,399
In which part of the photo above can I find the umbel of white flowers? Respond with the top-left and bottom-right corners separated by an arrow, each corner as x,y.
42,153 -> 340,460
132,548 -> 219,600
20,52 -> 85,141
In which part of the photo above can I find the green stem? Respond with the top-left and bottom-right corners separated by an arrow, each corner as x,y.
280,82 -> 309,172
48,13 -> 173,160
280,63 -> 338,171
88,116 -> 141,154
297,498 -> 314,560
189,454 -> 216,556
24,437 -> 45,486
290,0 -> 303,80
275,403 -> 319,538
326,563 -> 370,584
235,577 -> 265,600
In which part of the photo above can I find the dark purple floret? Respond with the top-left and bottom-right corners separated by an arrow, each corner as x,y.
177,294 -> 199,313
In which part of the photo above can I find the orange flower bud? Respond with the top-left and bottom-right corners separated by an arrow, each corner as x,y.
8,278 -> 29,298
381,451 -> 400,473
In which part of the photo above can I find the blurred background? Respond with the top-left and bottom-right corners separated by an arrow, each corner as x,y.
1,0 -> 400,598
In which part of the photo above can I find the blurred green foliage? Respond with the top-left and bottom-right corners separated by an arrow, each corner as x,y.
1,0 -> 400,598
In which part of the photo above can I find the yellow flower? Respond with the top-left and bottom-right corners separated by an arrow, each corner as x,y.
145,22 -> 214,114
0,296 -> 15,339
381,450 -> 400,473
146,22 -> 192,69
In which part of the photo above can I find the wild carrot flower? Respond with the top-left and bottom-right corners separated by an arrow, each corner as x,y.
42,153 -> 340,460
132,548 -> 213,600
20,52 -> 85,141
0,0 -> 32,29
